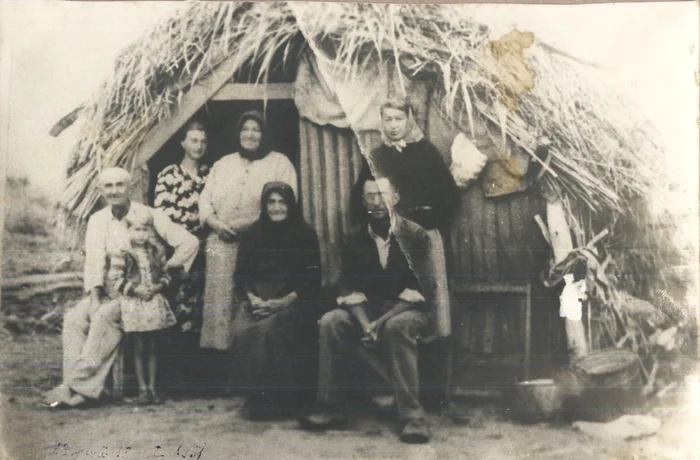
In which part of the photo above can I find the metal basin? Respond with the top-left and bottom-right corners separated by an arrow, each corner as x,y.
503,379 -> 564,423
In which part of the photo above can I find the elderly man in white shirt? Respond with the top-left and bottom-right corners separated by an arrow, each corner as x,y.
45,167 -> 199,408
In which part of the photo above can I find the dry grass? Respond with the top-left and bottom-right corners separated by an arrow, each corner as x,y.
294,3 -> 663,213
59,2 -> 302,235
291,3 -> 673,296
57,2 -> 675,297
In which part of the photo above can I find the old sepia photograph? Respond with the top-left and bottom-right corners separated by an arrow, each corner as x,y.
0,1 -> 698,459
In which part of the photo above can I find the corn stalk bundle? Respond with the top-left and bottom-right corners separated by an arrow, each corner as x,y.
544,236 -> 694,392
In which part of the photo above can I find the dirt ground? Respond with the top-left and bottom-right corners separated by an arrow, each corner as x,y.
5,178 -> 699,459
5,334 -> 694,460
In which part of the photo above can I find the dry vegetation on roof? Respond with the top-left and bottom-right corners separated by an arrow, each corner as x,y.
56,2 -> 678,298
292,3 -> 674,296
60,2 -> 301,231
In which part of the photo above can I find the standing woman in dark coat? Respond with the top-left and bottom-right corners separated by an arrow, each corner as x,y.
359,97 -> 460,340
231,181 -> 322,419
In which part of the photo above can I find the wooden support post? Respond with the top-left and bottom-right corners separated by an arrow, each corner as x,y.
564,317 -> 589,357
524,283 -> 532,380
483,310 -> 496,355
546,200 -> 588,358
133,54 -> 244,167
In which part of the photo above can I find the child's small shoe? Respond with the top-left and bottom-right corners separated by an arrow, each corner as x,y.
150,390 -> 165,405
135,390 -> 152,406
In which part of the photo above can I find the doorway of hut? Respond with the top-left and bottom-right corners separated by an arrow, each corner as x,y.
145,99 -> 301,205
141,98 -> 299,396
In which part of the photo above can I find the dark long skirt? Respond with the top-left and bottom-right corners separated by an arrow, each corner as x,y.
162,251 -> 207,394
231,302 -> 319,405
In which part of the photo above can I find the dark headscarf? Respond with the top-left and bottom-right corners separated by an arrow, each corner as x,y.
258,181 -> 303,228
235,181 -> 320,301
243,180 -> 311,257
237,110 -> 272,161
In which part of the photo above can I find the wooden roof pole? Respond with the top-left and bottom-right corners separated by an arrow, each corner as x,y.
132,54 -> 244,168
547,199 -> 589,358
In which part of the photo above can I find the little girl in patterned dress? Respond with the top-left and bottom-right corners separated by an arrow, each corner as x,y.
111,210 -> 177,405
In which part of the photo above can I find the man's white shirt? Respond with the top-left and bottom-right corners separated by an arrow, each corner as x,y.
83,201 -> 199,293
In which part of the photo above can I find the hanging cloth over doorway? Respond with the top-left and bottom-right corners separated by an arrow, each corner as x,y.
294,54 -> 428,133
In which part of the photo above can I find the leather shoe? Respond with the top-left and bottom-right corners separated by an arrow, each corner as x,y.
297,410 -> 348,431
46,397 -> 97,410
239,396 -> 277,421
399,418 -> 431,444
45,386 -> 94,410
46,400 -> 71,410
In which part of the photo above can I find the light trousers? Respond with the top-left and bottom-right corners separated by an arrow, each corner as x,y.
61,296 -> 123,399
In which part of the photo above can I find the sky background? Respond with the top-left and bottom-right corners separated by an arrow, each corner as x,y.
0,1 -> 697,221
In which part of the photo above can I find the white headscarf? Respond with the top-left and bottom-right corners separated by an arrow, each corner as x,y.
380,105 -> 424,152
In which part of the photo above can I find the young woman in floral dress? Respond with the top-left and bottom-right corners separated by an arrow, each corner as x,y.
154,120 -> 209,393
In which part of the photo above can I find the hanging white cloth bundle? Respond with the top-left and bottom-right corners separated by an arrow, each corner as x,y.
449,132 -> 488,188
559,273 -> 588,321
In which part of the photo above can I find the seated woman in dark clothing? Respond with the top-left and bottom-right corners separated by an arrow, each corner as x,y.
231,181 -> 322,420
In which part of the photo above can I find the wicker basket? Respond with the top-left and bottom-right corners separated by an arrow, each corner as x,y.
572,348 -> 639,383
569,349 -> 643,422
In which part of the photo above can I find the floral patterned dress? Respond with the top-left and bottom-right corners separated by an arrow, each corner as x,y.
111,246 -> 177,333
154,164 -> 209,335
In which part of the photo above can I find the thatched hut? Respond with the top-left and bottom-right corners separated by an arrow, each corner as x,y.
51,2 -> 680,386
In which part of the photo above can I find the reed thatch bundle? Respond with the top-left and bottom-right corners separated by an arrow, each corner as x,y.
292,2 -> 675,297
293,3 -> 662,209
56,2 -> 676,297
58,2 -> 302,234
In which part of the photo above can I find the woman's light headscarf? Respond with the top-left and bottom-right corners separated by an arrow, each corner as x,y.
237,110 -> 272,161
379,98 -> 424,151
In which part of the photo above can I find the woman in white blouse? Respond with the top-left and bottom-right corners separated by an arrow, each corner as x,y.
198,110 -> 297,351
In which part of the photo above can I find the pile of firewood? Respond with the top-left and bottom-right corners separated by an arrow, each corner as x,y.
1,273 -> 83,336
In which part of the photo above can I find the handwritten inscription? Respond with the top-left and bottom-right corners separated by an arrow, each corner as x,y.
44,443 -> 206,459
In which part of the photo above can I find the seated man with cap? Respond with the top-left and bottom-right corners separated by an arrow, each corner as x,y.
45,167 -> 199,408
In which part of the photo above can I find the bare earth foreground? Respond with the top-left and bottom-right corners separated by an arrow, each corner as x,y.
4,335 -> 696,460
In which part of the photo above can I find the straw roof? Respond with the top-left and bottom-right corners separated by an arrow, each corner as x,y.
54,2 -> 675,296
58,2 -> 302,230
